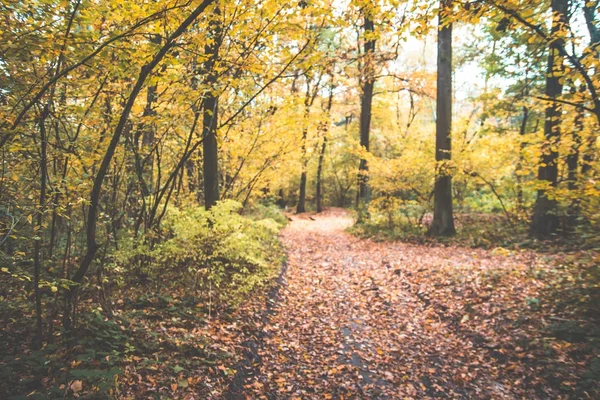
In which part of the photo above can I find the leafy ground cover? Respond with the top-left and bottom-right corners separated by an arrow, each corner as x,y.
0,202 -> 287,399
236,208 -> 599,399
2,207 -> 598,399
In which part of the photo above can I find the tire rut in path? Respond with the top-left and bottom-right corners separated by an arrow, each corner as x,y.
224,261 -> 288,399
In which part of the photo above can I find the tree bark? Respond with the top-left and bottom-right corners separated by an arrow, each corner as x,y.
33,105 -> 50,348
516,106 -> 529,210
357,11 -> 375,221
297,81 -> 311,214
567,106 -> 583,192
566,100 -> 585,227
316,80 -> 334,213
297,73 -> 322,213
202,2 -> 222,210
429,0 -> 456,236
531,0 -> 568,236
296,106 -> 309,214
316,136 -> 327,213
141,82 -> 158,196
297,170 -> 308,213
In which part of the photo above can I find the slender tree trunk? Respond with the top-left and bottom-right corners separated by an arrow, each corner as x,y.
202,2 -> 222,210
567,107 -> 583,192
531,0 -> 568,236
357,12 -> 375,221
316,80 -> 334,213
429,0 -> 455,236
186,158 -> 196,193
316,136 -> 327,213
297,77 -> 319,214
203,99 -> 219,210
566,103 -> 584,227
276,188 -> 285,208
141,83 -> 158,196
296,115 -> 309,213
516,106 -> 529,210
581,132 -> 596,176
33,105 -> 50,348
297,170 -> 308,213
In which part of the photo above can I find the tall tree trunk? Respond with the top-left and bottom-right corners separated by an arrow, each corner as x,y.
296,107 -> 309,213
567,106 -> 583,192
186,158 -> 196,193
429,0 -> 455,236
580,2 -> 597,175
566,102 -> 584,227
202,100 -> 219,210
581,132 -> 596,176
33,105 -> 50,348
357,11 -> 375,221
316,136 -> 327,213
202,2 -> 222,210
516,106 -> 529,210
316,80 -> 334,213
297,170 -> 308,213
297,73 -> 322,214
531,0 -> 568,236
141,82 -> 158,196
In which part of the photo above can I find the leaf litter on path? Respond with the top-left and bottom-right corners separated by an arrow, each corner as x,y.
233,208 -> 599,399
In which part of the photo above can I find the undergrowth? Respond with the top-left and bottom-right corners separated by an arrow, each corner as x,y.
0,200 -> 287,399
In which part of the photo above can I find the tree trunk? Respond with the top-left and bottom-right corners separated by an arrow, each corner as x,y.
581,132 -> 596,176
357,12 -> 375,221
141,83 -> 158,196
316,80 -> 334,213
297,169 -> 308,213
276,188 -> 285,208
531,0 -> 568,236
297,113 -> 309,213
203,100 -> 219,210
429,0 -> 456,236
566,102 -> 584,227
33,105 -> 50,348
202,2 -> 222,210
186,158 -> 196,193
297,76 -> 320,214
567,107 -> 583,192
516,106 -> 529,210
316,136 -> 327,213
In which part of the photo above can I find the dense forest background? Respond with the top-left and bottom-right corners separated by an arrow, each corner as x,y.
0,0 -> 599,398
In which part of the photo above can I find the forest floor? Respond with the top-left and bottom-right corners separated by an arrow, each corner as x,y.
227,208 -> 599,399
3,209 -> 598,399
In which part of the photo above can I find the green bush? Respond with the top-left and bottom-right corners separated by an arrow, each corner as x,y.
115,200 -> 284,305
243,200 -> 288,227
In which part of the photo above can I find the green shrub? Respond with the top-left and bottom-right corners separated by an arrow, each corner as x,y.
243,200 -> 288,227
115,200 -> 284,305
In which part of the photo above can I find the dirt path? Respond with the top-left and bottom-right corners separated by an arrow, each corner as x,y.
232,209 -> 568,399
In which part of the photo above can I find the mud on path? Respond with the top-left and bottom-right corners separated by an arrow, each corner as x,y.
231,208 -> 583,399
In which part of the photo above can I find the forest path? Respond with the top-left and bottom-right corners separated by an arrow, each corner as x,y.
236,208 -> 531,399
